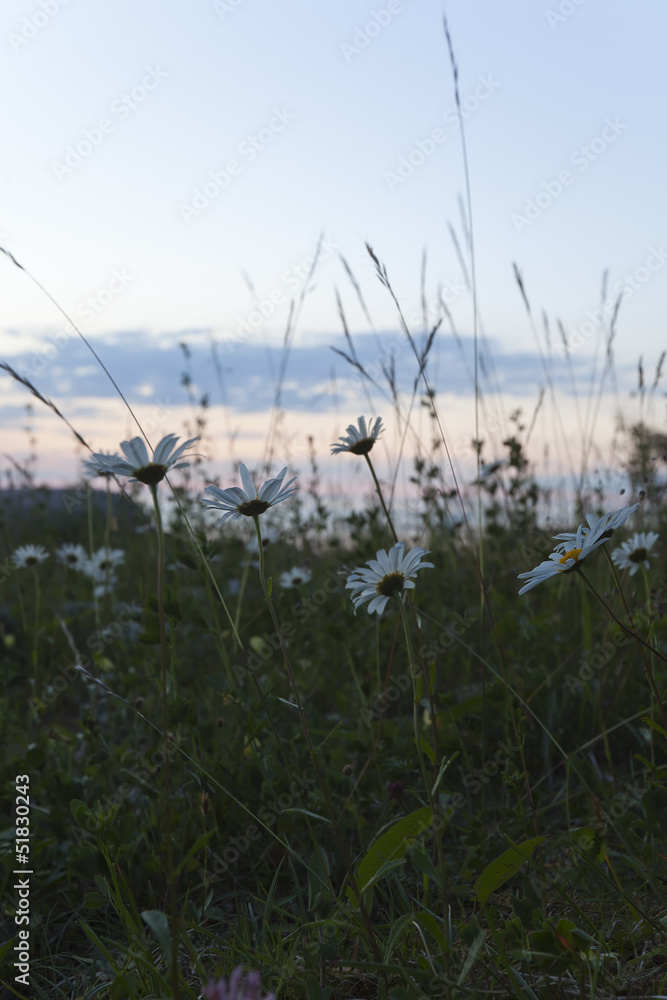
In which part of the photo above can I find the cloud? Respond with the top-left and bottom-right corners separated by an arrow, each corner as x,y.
2,327 -> 632,418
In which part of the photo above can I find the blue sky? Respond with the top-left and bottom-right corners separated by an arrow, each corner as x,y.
0,0 -> 664,489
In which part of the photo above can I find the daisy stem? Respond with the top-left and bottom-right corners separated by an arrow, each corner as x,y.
86,484 -> 100,627
233,550 -> 252,633
578,563 -> 667,727
601,547 -> 666,734
31,567 -> 40,689
149,483 -> 180,999
252,515 -> 382,962
397,596 -> 450,969
104,475 -> 112,553
364,453 -> 399,544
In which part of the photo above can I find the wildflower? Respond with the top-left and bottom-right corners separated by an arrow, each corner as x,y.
92,433 -> 198,486
200,464 -> 297,525
552,503 -> 640,549
388,780 -> 405,799
346,542 -> 433,615
12,545 -> 49,568
518,504 -> 641,595
82,453 -> 116,479
612,531 -> 659,575
518,527 -> 606,595
279,566 -> 312,589
83,548 -> 125,578
203,967 -> 275,1000
330,415 -> 384,456
55,543 -> 89,570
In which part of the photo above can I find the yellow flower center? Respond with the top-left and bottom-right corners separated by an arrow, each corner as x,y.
349,437 -> 376,456
559,547 -> 582,565
134,463 -> 168,486
238,499 -> 270,517
377,571 -> 405,597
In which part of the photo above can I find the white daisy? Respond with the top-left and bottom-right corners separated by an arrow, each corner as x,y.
200,464 -> 298,525
518,521 -> 613,595
12,544 -> 49,568
552,503 -> 640,549
346,542 -> 434,616
330,416 -> 384,456
91,433 -> 199,486
82,548 -> 125,580
82,453 -> 116,479
612,531 -> 659,575
55,543 -> 89,570
93,580 -> 117,599
279,566 -> 312,589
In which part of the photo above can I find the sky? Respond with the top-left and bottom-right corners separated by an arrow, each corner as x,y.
0,0 -> 665,504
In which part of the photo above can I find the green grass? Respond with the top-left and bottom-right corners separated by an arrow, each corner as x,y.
0,393 -> 666,999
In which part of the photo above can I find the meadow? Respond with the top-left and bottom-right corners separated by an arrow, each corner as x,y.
1,240 -> 666,1000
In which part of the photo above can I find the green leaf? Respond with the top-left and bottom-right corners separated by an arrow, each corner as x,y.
347,806 -> 433,906
119,813 -> 136,844
249,635 -> 267,654
83,891 -> 107,908
474,836 -> 546,904
414,909 -> 447,952
414,736 -> 435,764
282,808 -> 330,822
69,798 -> 89,826
382,912 -> 417,962
172,830 -> 214,878
325,624 -> 343,643
141,909 -> 172,963
307,846 -> 331,914
642,715 -> 667,741
164,599 -> 181,620
457,928 -> 486,986
305,976 -> 333,1000
569,826 -> 605,862
431,751 -> 459,796
408,844 -> 443,889
138,632 -> 161,645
